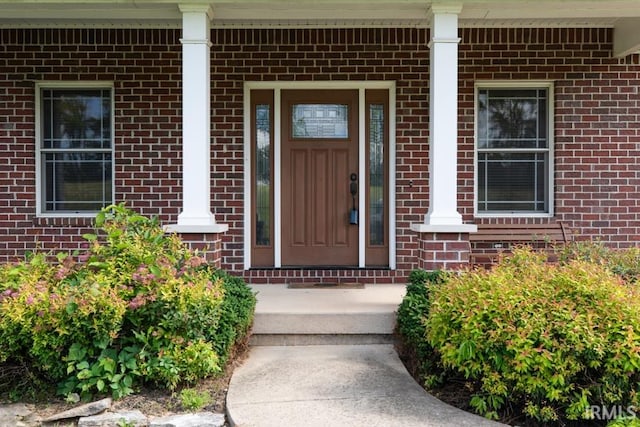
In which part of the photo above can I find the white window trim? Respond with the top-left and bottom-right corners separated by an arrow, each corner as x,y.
243,81 -> 397,270
474,80 -> 555,218
35,81 -> 116,218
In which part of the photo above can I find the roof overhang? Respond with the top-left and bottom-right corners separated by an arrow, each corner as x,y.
1,0 -> 639,57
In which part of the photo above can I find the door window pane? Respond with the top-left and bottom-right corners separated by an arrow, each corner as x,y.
291,104 -> 349,139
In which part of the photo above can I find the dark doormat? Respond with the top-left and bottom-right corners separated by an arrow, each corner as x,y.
287,282 -> 365,289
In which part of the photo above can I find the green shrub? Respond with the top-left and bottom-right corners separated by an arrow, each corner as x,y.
0,253 -> 128,381
609,417 -> 640,427
559,241 -> 640,283
426,247 -> 640,424
0,204 -> 255,400
396,270 -> 449,383
139,339 -> 220,390
179,387 -> 212,411
210,270 -> 256,366
59,343 -> 140,399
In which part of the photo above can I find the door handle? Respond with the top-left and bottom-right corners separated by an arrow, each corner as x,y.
349,173 -> 358,225
350,173 -> 358,197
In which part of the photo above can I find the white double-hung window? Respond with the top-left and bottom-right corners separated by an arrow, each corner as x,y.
476,82 -> 554,216
37,84 -> 114,215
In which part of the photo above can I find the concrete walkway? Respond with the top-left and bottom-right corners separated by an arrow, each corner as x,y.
226,344 -> 506,427
226,285 -> 507,427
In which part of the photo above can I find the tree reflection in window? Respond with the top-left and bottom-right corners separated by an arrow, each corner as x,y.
41,89 -> 112,212
477,88 -> 549,213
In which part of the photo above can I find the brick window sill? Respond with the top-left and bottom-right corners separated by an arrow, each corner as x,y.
33,216 -> 95,228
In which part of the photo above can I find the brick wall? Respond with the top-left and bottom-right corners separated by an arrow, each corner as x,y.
0,29 -> 184,261
459,28 -> 640,249
1,27 -> 639,283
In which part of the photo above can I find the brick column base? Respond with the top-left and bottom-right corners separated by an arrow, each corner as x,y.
416,232 -> 470,271
177,233 -> 223,269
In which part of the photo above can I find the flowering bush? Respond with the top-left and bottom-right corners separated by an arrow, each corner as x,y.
423,247 -> 640,424
0,204 -> 254,400
559,240 -> 640,283
0,252 -> 128,383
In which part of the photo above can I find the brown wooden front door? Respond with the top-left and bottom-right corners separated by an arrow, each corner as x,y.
281,90 -> 359,266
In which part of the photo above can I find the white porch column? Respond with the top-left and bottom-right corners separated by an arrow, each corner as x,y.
165,4 -> 227,233
412,4 -> 475,234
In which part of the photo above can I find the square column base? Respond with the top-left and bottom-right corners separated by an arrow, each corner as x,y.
415,232 -> 471,271
176,233 -> 224,268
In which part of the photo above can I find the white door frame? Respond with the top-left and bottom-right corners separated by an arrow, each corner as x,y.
243,81 -> 396,269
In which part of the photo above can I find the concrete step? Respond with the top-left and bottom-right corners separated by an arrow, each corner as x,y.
249,284 -> 406,346
250,333 -> 394,346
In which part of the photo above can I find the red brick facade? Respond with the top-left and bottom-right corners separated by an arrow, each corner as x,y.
1,27 -> 639,283
416,233 -> 471,271
460,28 -> 640,249
180,233 -> 224,269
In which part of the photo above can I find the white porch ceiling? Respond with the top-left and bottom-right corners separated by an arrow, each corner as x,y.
1,0 -> 640,56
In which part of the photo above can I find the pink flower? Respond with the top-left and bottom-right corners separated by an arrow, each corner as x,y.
188,256 -> 205,268
127,294 -> 147,310
62,256 -> 76,269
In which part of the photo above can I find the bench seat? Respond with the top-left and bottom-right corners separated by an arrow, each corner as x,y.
469,222 -> 573,267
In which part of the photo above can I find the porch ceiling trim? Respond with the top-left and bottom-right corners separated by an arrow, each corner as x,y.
1,1 -> 640,29
0,19 -> 622,30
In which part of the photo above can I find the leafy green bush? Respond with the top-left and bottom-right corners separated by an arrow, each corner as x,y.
0,204 -> 255,400
61,343 -> 140,399
0,252 -> 128,382
179,387 -> 212,411
559,240 -> 640,283
426,247 -> 640,424
395,270 -> 449,383
609,417 -> 640,427
210,270 -> 256,366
